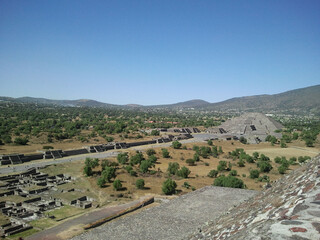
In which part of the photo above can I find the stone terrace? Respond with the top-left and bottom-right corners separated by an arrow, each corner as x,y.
72,186 -> 257,240
188,154 -> 320,240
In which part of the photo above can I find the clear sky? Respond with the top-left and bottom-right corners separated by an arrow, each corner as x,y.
0,0 -> 319,105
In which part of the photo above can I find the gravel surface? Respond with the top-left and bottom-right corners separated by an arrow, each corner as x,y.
72,186 -> 257,240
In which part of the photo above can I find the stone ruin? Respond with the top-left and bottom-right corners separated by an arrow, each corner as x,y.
0,134 -> 194,166
206,112 -> 283,143
0,168 -> 93,237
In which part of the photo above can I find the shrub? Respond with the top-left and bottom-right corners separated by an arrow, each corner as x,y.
183,181 -> 191,189
237,159 -> 245,167
239,136 -> 247,144
146,149 -> 156,156
199,146 -> 212,158
258,175 -> 270,182
130,170 -> 137,177
289,157 -> 297,165
274,156 -> 282,164
162,178 -> 177,195
252,152 -> 259,160
177,166 -> 191,178
298,156 -> 311,163
136,179 -> 145,189
125,165 -> 133,173
172,141 -> 182,149
245,155 -> 254,163
213,175 -> 245,189
167,162 -> 180,175
193,145 -> 199,152
204,162 -> 209,166
229,170 -> 237,176
113,179 -> 122,191
208,170 -> 218,178
280,141 -> 287,148
186,158 -> 196,166
193,153 -> 200,162
161,148 -> 170,158
207,139 -> 213,146
14,137 -> 28,145
43,145 -> 54,150
249,169 -> 260,179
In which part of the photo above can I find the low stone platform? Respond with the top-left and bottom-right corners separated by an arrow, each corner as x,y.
72,186 -> 257,240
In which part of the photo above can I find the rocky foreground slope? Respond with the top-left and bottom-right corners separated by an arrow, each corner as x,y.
189,155 -> 320,240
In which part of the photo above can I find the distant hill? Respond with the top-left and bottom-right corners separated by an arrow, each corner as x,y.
149,99 -> 210,109
0,96 -> 120,108
0,84 -> 319,114
207,85 -> 320,114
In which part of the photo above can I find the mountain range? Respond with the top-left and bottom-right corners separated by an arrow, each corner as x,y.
1,84 -> 319,114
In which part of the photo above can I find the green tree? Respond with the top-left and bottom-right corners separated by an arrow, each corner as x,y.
252,152 -> 259,160
207,139 -> 213,146
213,175 -> 245,189
136,179 -> 145,189
113,179 -> 122,191
208,170 -> 218,178
217,161 -> 227,171
172,141 -> 182,149
117,152 -> 129,165
167,162 -> 180,175
85,158 -> 99,168
162,178 -> 177,195
130,152 -> 145,165
186,158 -> 196,166
258,161 -> 273,173
83,166 -> 93,176
278,165 -> 287,174
146,149 -> 156,156
229,170 -> 237,176
97,176 -> 106,188
177,166 -> 191,178
292,132 -> 299,140
140,160 -> 152,173
193,153 -> 200,162
237,159 -> 245,167
250,169 -> 260,179
161,148 -> 170,158
102,167 -> 116,182
151,130 -> 160,136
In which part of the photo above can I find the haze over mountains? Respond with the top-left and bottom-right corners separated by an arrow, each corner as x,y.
1,85 -> 319,114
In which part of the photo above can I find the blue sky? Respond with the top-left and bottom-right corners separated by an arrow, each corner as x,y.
0,0 -> 319,105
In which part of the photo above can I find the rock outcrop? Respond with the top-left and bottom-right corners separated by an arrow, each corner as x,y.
189,155 -> 320,240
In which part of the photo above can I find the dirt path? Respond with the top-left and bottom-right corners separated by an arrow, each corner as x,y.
26,196 -> 153,240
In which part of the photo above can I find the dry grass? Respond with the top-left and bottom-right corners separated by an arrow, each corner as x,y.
36,139 -> 319,206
